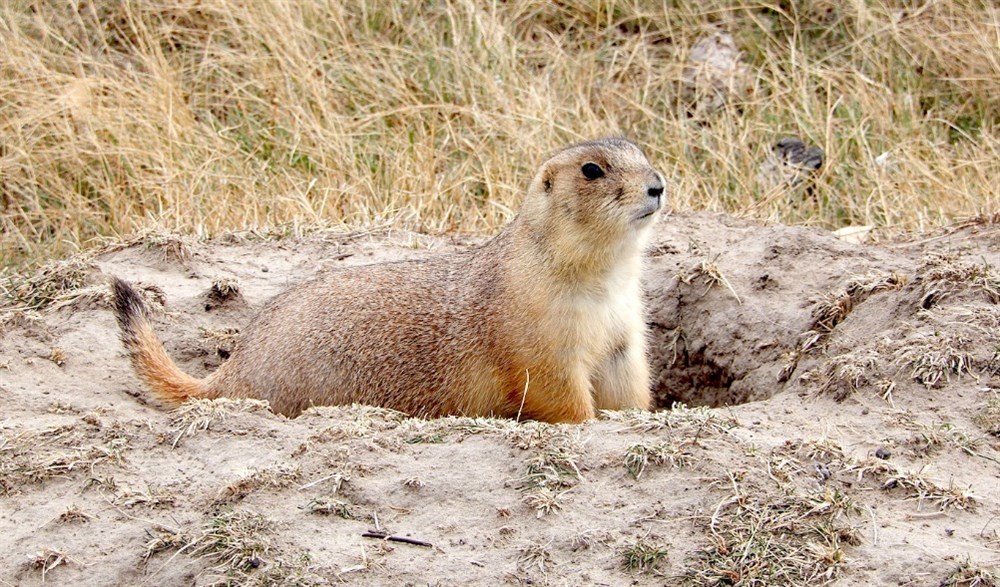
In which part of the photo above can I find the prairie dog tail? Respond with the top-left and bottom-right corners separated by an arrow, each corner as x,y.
111,277 -> 209,406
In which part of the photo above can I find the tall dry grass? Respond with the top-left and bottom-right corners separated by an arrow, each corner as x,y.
1,0 -> 998,266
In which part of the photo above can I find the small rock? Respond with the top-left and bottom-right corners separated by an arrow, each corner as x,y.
756,137 -> 825,194
875,447 -> 891,460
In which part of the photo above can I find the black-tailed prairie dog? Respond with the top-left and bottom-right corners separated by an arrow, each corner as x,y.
112,138 -> 666,423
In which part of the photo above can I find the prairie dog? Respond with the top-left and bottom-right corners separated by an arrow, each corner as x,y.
113,138 -> 666,423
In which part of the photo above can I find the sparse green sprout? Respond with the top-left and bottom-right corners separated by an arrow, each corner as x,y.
621,539 -> 669,574
913,422 -> 981,456
303,497 -> 357,519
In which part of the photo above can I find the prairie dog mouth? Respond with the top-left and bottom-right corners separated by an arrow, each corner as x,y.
636,179 -> 665,221
635,198 -> 662,221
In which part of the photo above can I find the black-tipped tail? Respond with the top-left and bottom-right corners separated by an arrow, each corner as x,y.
110,277 -> 206,405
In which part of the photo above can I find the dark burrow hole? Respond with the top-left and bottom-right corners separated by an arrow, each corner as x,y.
653,349 -> 735,409
651,346 -> 739,410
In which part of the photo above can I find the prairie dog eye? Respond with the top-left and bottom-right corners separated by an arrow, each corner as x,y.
581,162 -> 605,180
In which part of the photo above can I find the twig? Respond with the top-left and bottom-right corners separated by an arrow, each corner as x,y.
866,504 -> 878,546
515,369 -> 530,423
298,473 -> 341,491
362,531 -> 433,548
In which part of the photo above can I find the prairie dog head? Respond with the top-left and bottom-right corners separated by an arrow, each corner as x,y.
522,138 -> 666,250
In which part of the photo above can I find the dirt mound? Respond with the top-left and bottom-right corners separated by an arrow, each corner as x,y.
2,214 -> 999,585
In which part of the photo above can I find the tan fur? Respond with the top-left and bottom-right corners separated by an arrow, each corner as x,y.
112,138 -> 666,423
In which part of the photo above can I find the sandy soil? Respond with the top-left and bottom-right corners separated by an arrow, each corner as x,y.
2,213 -> 999,586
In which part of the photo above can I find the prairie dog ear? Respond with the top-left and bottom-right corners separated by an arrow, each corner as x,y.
541,167 -> 553,195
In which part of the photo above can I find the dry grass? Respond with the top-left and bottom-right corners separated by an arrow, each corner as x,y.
168,398 -> 271,447
217,463 -> 300,504
849,459 -> 977,511
185,509 -> 273,573
602,403 -> 739,435
116,483 -> 177,509
623,440 -> 690,479
0,425 -> 129,494
2,1 -> 997,267
893,332 -> 976,387
804,271 -> 907,347
941,560 -> 998,587
817,349 -> 881,399
303,497 -> 359,519
517,427 -> 585,518
24,548 -> 81,582
143,516 -> 321,586
683,484 -> 860,585
976,395 -> 1000,436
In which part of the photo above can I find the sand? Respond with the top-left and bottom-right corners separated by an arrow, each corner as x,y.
2,213 -> 999,586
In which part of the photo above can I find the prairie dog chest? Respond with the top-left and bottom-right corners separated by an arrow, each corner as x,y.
546,264 -> 643,356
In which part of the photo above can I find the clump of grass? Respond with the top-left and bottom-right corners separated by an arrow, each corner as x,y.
217,464 -> 300,503
621,538 -> 669,574
0,257 -> 95,312
302,497 -> 358,519
683,485 -> 860,585
3,1 -> 998,267
519,433 -> 584,491
204,276 -> 244,310
56,505 -> 94,524
817,349 -> 881,399
893,333 -> 975,387
675,258 -> 742,304
521,487 -> 572,519
975,396 -> 1000,436
168,398 -> 271,447
517,541 -> 553,574
940,559 -> 997,587
142,232 -> 194,263
919,256 -> 1000,306
25,548 -> 80,582
187,510 -> 274,574
143,526 -> 192,563
602,403 -> 739,435
849,459 -> 976,511
144,516 -> 320,584
116,483 -> 177,509
511,426 -> 585,518
624,441 -> 689,479
910,422 -> 982,457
